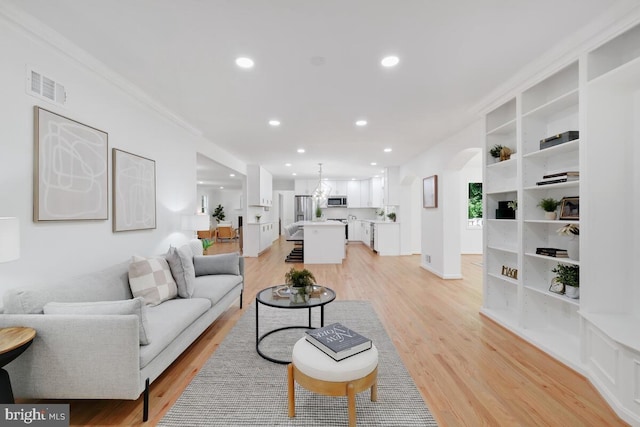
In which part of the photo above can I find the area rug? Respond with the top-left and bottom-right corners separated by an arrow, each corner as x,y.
159,300 -> 438,426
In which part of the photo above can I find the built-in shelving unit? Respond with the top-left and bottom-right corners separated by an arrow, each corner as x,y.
482,22 -> 640,425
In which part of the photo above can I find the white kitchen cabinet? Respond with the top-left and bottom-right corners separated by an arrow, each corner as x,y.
334,180 -> 348,195
348,221 -> 358,242
243,222 -> 273,257
370,177 -> 383,208
359,179 -> 370,207
384,167 -> 400,206
248,165 -> 273,207
347,180 -> 361,207
374,222 -> 400,256
294,179 -> 310,195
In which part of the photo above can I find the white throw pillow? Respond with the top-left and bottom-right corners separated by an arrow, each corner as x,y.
128,255 -> 178,306
43,297 -> 151,345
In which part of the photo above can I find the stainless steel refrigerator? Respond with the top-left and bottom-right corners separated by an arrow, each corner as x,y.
294,195 -> 314,222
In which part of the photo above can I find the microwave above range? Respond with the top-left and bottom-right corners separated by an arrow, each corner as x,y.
327,196 -> 347,207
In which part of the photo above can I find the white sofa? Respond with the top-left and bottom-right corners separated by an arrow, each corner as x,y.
0,241 -> 244,421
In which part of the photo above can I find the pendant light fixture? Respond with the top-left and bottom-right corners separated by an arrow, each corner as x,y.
312,163 -> 331,203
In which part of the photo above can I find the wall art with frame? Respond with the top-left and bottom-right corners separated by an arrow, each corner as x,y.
423,175 -> 438,208
34,106 -> 108,221
112,148 -> 156,232
559,196 -> 579,220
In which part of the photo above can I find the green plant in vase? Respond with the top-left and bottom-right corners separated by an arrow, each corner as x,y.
284,267 -> 316,303
387,212 -> 396,222
201,238 -> 213,253
552,263 -> 579,299
212,204 -> 226,223
315,205 -> 322,219
537,198 -> 560,220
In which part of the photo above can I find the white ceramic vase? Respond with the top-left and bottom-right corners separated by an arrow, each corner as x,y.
544,211 -> 557,220
567,236 -> 579,261
565,285 -> 580,299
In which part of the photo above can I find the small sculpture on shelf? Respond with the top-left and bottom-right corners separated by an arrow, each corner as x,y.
489,144 -> 512,162
557,223 -> 579,260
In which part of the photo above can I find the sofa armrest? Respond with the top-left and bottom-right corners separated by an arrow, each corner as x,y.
0,314 -> 142,399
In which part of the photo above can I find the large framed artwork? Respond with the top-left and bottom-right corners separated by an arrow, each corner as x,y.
112,148 -> 156,232
423,175 -> 438,208
34,106 -> 108,221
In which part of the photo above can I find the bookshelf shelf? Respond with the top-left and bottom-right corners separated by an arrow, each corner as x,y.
524,252 -> 579,266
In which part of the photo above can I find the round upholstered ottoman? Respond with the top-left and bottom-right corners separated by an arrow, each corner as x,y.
287,337 -> 378,427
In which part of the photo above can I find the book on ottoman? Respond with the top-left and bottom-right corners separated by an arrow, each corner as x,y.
305,323 -> 372,361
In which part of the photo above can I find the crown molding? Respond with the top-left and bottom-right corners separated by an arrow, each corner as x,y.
0,2 -> 203,137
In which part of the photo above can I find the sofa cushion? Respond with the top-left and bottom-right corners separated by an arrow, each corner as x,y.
165,247 -> 189,298
193,252 -> 240,276
191,274 -> 243,306
3,262 -> 132,314
128,256 -> 177,306
188,239 -> 203,257
139,298 -> 211,368
43,297 -> 151,345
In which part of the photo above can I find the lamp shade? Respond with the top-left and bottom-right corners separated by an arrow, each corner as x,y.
181,214 -> 210,231
0,217 -> 20,262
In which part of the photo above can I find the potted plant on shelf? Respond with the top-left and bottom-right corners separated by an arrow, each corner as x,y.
557,223 -> 579,260
387,212 -> 396,222
255,214 -> 261,223
489,144 -> 512,162
552,263 -> 579,299
284,267 -> 316,303
315,205 -> 322,221
537,198 -> 560,220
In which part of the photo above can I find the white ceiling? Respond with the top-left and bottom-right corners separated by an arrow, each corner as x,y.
8,0 -> 624,183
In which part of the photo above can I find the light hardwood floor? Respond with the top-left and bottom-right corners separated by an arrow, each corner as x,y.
49,238 -> 626,426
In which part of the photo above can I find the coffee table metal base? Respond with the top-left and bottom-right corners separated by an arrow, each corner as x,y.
255,303 -> 326,364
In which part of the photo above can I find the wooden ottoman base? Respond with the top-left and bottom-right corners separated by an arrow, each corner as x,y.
288,363 -> 378,427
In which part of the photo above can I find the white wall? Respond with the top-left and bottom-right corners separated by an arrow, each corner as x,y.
399,120 -> 484,279
0,14 -> 244,298
198,187 -> 243,229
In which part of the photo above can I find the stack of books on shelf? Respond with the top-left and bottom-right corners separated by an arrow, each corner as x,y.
536,171 -> 579,186
536,248 -> 568,258
305,323 -> 372,361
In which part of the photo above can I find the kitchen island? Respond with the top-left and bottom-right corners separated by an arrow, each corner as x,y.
295,220 -> 346,264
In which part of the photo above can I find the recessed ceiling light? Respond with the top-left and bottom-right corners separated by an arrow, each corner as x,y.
381,56 -> 399,67
285,163 -> 292,167
235,57 -> 254,68
384,148 -> 392,152
374,175 -> 379,178
229,173 -> 235,177
219,186 -> 224,189
292,172 -> 297,176
351,178 -> 356,181
370,162 -> 377,166
297,148 -> 305,153
355,120 -> 367,127
269,119 -> 280,126
197,181 -> 204,184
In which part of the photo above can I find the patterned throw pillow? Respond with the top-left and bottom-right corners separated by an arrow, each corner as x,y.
128,256 -> 178,306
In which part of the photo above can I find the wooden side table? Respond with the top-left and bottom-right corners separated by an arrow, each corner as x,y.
0,327 -> 36,403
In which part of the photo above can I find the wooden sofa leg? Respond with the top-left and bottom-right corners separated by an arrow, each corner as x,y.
240,290 -> 243,309
143,378 -> 149,422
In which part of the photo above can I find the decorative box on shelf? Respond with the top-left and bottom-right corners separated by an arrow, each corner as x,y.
539,131 -> 579,150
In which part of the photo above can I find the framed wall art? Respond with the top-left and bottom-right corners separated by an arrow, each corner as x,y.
112,148 -> 156,232
423,175 -> 438,208
559,196 -> 579,220
34,106 -> 108,221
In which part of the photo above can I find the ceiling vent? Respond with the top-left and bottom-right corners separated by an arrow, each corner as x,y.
26,67 -> 66,106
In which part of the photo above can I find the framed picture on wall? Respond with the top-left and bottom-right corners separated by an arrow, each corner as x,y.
34,106 -> 109,221
423,175 -> 438,208
112,148 -> 156,232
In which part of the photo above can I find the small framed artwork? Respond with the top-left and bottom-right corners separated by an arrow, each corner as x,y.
423,175 -> 438,208
113,148 -> 156,232
559,197 -> 579,220
34,106 -> 108,221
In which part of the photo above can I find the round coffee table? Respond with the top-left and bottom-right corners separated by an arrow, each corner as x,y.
0,327 -> 36,403
256,285 -> 336,364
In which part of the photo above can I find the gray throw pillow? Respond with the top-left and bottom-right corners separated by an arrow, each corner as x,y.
43,297 -> 151,345
166,246 -> 189,298
194,252 -> 240,276
177,245 -> 197,297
